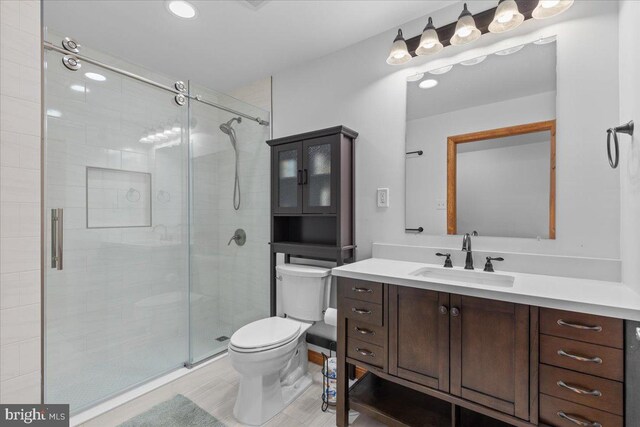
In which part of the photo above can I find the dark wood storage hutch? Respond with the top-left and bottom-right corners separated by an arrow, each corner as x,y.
266,126 -> 358,316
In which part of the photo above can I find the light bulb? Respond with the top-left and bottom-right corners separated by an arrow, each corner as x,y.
498,12 -> 514,23
457,27 -> 472,38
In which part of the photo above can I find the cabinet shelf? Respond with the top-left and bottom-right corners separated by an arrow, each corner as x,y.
349,372 -> 451,427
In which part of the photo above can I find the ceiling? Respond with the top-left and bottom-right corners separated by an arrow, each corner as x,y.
43,0 -> 451,92
406,41 -> 557,121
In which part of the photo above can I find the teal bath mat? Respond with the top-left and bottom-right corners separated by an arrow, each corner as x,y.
118,394 -> 225,427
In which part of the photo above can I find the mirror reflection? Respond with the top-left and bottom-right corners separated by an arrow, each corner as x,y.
405,39 -> 557,239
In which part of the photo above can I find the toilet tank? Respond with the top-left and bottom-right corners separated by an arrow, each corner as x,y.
277,264 -> 331,322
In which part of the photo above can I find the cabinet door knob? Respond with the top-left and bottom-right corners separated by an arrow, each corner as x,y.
355,347 -> 375,357
451,307 -> 460,317
352,287 -> 373,293
439,305 -> 448,315
557,350 -> 602,364
352,307 -> 372,315
557,319 -> 602,332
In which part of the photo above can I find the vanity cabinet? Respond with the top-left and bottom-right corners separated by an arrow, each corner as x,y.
336,279 -> 627,427
388,286 -> 450,392
450,295 -> 530,419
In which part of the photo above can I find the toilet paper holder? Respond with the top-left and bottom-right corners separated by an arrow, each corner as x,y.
607,120 -> 634,168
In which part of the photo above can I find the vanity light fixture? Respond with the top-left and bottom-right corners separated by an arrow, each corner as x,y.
406,73 -> 425,82
460,55 -> 487,66
418,79 -> 438,89
488,0 -> 524,33
495,44 -> 525,56
532,0 -> 574,19
416,18 -> 443,56
85,72 -> 106,81
167,0 -> 197,19
428,65 -> 454,75
450,3 -> 481,46
386,29 -> 411,65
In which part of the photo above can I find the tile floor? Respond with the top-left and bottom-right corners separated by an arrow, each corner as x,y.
78,353 -> 385,427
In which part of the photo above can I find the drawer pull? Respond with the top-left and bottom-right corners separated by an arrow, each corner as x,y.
352,287 -> 373,293
355,347 -> 375,357
557,411 -> 602,427
557,319 -> 603,332
355,326 -> 375,335
352,308 -> 372,315
557,380 -> 602,397
557,350 -> 603,364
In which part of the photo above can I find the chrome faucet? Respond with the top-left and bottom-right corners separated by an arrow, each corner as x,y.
462,233 -> 474,270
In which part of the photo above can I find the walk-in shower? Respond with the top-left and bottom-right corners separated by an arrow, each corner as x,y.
219,117 -> 242,210
42,33 -> 271,413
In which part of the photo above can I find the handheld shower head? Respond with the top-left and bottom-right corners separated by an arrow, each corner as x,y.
219,117 -> 242,135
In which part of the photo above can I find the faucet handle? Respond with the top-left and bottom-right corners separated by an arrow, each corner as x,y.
436,253 -> 453,268
484,257 -> 504,272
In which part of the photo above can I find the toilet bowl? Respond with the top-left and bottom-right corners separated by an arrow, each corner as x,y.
228,264 -> 331,426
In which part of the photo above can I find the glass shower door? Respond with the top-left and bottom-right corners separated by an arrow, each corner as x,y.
188,83 -> 271,363
44,49 -> 190,412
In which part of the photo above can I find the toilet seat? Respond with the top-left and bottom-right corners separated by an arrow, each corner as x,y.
230,317 -> 302,353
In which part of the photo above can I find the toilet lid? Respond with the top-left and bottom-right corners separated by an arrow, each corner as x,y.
230,317 -> 301,350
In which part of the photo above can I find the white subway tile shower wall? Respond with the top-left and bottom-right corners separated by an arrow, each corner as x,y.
0,0 -> 42,404
189,81 -> 271,362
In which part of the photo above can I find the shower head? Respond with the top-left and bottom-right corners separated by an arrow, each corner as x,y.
219,117 -> 242,135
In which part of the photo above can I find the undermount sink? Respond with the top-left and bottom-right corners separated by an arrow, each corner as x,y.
409,267 -> 515,287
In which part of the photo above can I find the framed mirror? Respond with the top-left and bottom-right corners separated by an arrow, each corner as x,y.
405,38 -> 557,239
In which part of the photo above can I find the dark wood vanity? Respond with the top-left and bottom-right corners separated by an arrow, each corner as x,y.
336,278 -> 626,427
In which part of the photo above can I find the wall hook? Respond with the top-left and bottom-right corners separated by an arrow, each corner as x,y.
607,120 -> 634,168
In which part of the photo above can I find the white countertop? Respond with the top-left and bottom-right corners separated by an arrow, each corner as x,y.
332,258 -> 640,321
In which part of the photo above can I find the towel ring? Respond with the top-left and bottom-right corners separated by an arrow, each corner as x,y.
607,120 -> 634,169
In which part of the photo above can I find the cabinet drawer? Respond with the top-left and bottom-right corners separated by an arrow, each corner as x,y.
540,394 -> 622,427
347,319 -> 386,347
342,298 -> 383,326
540,364 -> 623,415
540,335 -> 623,381
346,337 -> 384,368
540,308 -> 623,349
338,277 -> 383,304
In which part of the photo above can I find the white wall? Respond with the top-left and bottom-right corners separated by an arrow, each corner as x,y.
458,139 -> 550,239
273,1 -> 620,261
0,0 -> 42,404
406,91 -> 555,235
619,0 -> 640,291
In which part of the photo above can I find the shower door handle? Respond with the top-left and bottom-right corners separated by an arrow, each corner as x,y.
51,208 -> 63,270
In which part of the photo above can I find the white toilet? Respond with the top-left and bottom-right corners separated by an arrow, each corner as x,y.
228,264 -> 332,426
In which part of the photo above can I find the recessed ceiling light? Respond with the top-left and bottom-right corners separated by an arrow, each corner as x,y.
47,109 -> 62,118
495,45 -> 525,56
419,79 -> 438,89
534,35 -> 557,45
70,84 -> 87,92
428,65 -> 453,75
85,72 -> 106,81
460,56 -> 487,66
167,1 -> 197,19
406,73 -> 425,82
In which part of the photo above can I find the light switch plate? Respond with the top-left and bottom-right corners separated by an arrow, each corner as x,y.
377,188 -> 390,207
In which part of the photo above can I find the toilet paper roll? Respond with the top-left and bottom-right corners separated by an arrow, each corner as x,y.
324,308 -> 338,327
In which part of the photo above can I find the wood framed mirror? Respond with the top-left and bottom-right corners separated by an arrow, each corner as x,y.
447,120 -> 556,239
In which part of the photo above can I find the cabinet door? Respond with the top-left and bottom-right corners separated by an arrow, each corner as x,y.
302,135 -> 337,214
272,142 -> 303,214
450,295 -> 530,420
389,285 -> 450,392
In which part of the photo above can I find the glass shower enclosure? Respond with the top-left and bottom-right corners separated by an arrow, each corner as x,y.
43,39 -> 270,412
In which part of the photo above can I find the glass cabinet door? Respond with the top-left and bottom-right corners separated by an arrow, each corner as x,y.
303,136 -> 337,214
273,143 -> 302,213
